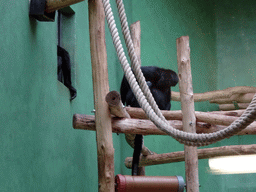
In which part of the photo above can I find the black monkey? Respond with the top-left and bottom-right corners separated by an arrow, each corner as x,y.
57,45 -> 77,100
121,66 -> 178,110
120,66 -> 179,175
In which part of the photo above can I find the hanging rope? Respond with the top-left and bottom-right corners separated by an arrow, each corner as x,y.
102,0 -> 256,146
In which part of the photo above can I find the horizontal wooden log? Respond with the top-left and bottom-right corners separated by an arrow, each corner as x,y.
125,107 -> 245,120
195,112 -> 240,126
124,144 -> 256,168
210,93 -> 255,104
125,107 -> 255,128
73,114 -> 181,135
219,103 -> 250,111
209,109 -> 245,117
126,107 -> 183,120
73,114 -> 256,135
171,86 -> 256,102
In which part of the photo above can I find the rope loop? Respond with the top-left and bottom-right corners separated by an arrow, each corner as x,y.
102,0 -> 256,146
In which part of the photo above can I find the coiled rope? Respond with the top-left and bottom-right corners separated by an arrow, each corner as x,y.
102,0 -> 256,146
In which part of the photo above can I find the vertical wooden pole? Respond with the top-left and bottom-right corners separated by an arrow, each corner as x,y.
88,0 -> 115,191
176,36 -> 199,192
130,21 -> 141,66
130,20 -> 145,176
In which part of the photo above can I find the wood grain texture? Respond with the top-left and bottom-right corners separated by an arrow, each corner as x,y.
73,114 -> 256,135
177,36 -> 199,192
88,0 -> 114,191
125,144 -> 256,167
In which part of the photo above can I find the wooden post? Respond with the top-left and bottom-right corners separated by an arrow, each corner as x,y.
130,21 -> 141,66
176,36 -> 199,192
88,0 -> 114,191
130,20 -> 146,176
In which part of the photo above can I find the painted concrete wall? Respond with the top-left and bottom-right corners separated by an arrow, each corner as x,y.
1,0 -> 256,191
0,0 -> 128,191
214,0 -> 256,191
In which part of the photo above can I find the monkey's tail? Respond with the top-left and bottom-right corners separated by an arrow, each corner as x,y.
131,134 -> 143,176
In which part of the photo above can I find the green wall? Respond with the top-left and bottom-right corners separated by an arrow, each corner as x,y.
0,0 -> 126,191
216,0 -> 256,89
1,0 -> 256,191
213,0 -> 256,191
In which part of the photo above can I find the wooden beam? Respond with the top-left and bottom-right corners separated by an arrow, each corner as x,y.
125,107 -> 245,120
124,144 -> 256,168
73,114 -> 256,135
219,103 -> 249,111
177,36 -> 199,192
209,109 -> 245,117
88,0 -> 114,191
171,87 -> 256,102
209,93 -> 255,104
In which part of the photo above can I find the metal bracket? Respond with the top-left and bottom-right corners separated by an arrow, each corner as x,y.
29,0 -> 56,22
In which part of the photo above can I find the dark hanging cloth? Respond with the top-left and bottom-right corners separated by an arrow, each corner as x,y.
57,45 -> 77,100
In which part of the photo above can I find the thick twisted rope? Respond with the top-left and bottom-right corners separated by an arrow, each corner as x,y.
102,0 -> 256,146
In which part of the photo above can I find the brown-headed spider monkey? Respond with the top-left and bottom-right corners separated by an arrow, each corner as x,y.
120,66 -> 179,175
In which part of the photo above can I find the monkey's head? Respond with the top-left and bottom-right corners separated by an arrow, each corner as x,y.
154,68 -> 179,90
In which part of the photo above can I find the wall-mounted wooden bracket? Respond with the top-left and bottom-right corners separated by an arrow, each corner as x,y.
29,0 -> 83,22
29,0 -> 56,21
